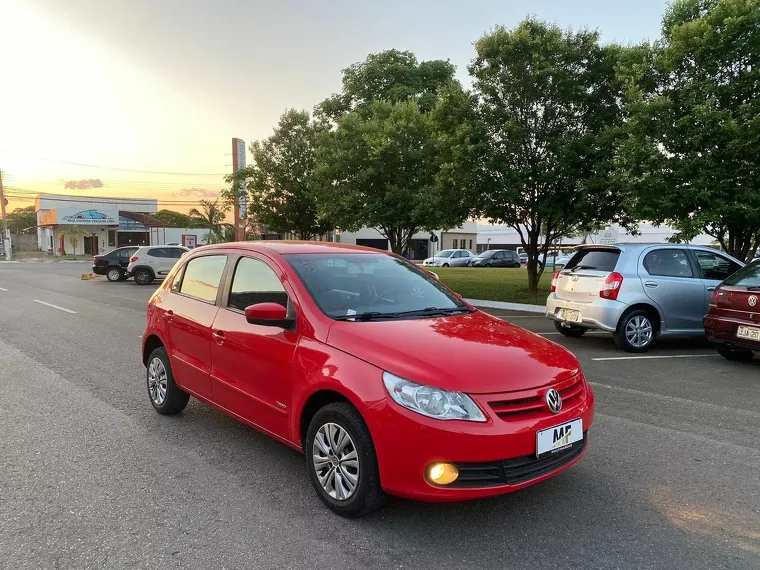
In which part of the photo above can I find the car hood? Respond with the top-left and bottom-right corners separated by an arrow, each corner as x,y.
326,311 -> 580,394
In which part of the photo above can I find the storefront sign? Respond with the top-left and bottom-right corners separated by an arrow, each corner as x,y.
118,216 -> 147,231
60,208 -> 118,225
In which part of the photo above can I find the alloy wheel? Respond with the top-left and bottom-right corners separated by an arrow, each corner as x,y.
107,269 -> 121,281
625,315 -> 653,349
312,422 -> 360,501
147,357 -> 168,405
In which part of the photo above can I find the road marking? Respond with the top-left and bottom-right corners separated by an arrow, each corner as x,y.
33,300 -> 77,314
0,287 -> 8,291
591,354 -> 716,362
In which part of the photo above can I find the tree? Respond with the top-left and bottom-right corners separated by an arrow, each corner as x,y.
616,0 -> 760,261
469,20 -> 631,290
227,109 -> 333,240
65,225 -> 91,256
317,99 -> 472,254
188,199 -> 231,243
151,209 -> 192,228
317,49 -> 456,122
6,206 -> 37,233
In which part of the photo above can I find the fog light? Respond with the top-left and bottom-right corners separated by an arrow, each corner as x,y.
427,462 -> 459,485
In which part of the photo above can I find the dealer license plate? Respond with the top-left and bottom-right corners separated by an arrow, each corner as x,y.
557,308 -> 582,323
737,325 -> 760,341
536,419 -> 583,459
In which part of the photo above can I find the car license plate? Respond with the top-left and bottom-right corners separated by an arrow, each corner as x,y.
737,325 -> 760,341
558,308 -> 582,323
536,419 -> 583,459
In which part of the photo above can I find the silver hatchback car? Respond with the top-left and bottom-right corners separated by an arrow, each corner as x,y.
546,243 -> 744,352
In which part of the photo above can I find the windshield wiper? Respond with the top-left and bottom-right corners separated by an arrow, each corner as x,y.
570,264 -> 598,272
396,306 -> 473,317
333,311 -> 402,321
745,286 -> 760,291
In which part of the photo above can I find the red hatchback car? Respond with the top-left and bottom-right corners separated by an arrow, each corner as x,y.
704,259 -> 760,361
141,242 -> 595,516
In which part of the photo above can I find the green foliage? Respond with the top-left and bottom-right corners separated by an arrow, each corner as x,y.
470,20 -> 629,290
6,206 -> 37,233
316,49 -> 456,122
65,225 -> 91,256
618,0 -> 760,261
317,99 -> 472,254
188,199 -> 232,243
228,109 -> 333,240
151,209 -> 193,228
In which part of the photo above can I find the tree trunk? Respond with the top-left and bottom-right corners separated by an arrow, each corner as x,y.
525,230 -> 541,292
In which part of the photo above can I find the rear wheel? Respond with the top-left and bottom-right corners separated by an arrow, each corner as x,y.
305,402 -> 386,517
614,310 -> 655,352
106,267 -> 123,282
134,268 -> 154,285
442,263 -> 450,268
716,344 -> 755,362
147,347 -> 190,415
554,321 -> 588,338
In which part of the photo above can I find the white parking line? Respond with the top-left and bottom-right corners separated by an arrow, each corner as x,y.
591,354 -> 716,362
33,300 -> 77,314
0,287 -> 8,292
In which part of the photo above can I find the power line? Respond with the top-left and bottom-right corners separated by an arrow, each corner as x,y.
0,149 -> 229,176
4,193 -> 222,207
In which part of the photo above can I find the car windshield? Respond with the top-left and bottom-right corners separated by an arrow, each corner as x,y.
723,260 -> 760,288
564,248 -> 620,272
286,253 -> 468,319
476,251 -> 495,258
435,250 -> 455,258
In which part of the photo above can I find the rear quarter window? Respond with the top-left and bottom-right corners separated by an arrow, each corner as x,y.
564,249 -> 620,272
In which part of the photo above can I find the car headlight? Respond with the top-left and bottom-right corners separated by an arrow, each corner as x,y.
382,372 -> 486,422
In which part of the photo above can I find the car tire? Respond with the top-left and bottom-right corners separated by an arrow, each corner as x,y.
554,321 -> 588,338
442,263 -> 450,268
614,309 -> 655,352
305,402 -> 386,518
106,267 -> 123,282
146,347 -> 190,415
715,344 -> 754,362
134,269 -> 154,285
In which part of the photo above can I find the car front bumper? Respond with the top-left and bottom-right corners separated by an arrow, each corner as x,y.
363,375 -> 595,501
545,294 -> 626,332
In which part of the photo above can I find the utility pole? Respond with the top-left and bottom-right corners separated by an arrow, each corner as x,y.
231,138 -> 247,242
0,169 -> 11,261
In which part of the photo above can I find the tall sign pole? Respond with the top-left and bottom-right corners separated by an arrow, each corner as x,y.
231,138 -> 247,242
0,169 -> 11,261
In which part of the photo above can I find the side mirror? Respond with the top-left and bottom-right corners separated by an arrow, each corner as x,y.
244,303 -> 295,330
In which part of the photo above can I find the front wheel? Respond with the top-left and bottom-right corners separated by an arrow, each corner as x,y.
147,347 -> 190,415
106,267 -> 123,282
716,344 -> 755,362
614,310 -> 655,352
305,402 -> 386,518
442,263 -> 450,268
134,269 -> 154,285
554,321 -> 588,338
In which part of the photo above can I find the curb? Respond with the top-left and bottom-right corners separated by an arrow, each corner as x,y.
465,299 -> 545,313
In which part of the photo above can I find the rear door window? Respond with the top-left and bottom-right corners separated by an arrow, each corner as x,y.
148,248 -> 168,258
178,255 -> 227,303
564,249 -> 620,272
723,260 -> 760,287
643,249 -> 694,278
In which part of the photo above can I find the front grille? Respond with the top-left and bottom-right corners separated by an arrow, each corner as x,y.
488,375 -> 585,421
449,432 -> 587,488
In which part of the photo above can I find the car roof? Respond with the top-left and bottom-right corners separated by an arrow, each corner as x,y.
194,241 -> 386,255
576,242 -> 723,253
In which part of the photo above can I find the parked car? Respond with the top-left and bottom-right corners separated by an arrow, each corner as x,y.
704,259 -> 760,361
546,243 -> 744,352
127,245 -> 189,285
469,249 -> 521,268
142,242 -> 594,517
92,246 -> 139,281
422,249 -> 474,267
519,252 -> 528,264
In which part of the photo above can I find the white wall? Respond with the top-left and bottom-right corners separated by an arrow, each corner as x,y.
155,228 -> 212,247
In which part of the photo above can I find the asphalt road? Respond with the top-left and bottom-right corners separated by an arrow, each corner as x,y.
1,262 -> 759,569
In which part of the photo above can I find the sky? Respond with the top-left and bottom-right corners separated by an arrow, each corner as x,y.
0,0 -> 668,212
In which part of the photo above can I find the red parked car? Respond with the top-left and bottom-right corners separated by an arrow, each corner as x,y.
704,259 -> 760,361
141,242 -> 594,516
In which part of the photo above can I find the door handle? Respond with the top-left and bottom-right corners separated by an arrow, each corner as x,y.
165,310 -> 174,322
644,281 -> 659,288
212,330 -> 225,346
706,286 -> 716,292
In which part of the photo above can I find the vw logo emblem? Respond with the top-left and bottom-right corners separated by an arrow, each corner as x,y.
749,295 -> 758,307
571,275 -> 579,282
545,389 -> 562,414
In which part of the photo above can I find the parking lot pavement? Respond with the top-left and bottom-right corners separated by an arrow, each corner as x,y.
1,262 -> 759,569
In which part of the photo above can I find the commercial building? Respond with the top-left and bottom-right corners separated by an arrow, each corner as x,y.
35,195 -> 210,256
338,222 -> 478,259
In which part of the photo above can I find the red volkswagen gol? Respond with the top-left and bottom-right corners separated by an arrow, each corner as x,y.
704,259 -> 760,361
141,242 -> 594,516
